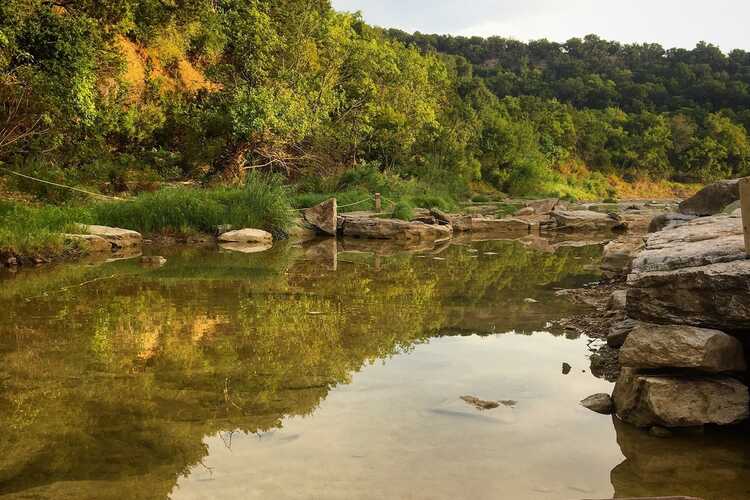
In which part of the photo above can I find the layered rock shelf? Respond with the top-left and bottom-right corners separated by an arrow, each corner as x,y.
604,180 -> 750,430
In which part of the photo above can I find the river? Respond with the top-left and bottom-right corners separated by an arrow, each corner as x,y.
0,236 -> 748,499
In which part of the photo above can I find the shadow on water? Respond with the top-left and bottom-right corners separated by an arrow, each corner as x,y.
0,236 -> 746,499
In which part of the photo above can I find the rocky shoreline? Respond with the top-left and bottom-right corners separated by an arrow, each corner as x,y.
576,179 -> 750,434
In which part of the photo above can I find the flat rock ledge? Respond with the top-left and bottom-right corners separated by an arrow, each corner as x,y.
627,260 -> 750,332
613,370 -> 749,428
339,216 -> 452,242
632,214 -> 745,274
544,210 -> 628,233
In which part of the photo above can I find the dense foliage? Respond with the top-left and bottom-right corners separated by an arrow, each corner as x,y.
387,31 -> 750,183
0,1 -> 743,205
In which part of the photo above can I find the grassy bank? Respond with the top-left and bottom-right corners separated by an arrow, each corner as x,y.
0,174 -> 295,258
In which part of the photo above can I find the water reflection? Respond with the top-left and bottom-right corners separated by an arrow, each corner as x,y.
0,237 -> 745,499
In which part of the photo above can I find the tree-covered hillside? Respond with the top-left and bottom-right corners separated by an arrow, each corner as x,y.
387,31 -> 750,183
0,1 -> 745,205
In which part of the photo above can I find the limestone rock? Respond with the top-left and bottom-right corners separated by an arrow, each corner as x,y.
446,214 -> 474,232
429,208 -> 451,225
648,212 -> 696,233
602,238 -> 644,278
580,393 -> 613,415
217,228 -> 273,244
678,179 -> 740,216
303,198 -> 337,236
468,217 -> 533,235
608,290 -> 627,311
613,370 -> 749,428
515,206 -> 535,216
341,217 -> 452,241
608,318 -> 640,348
546,210 -> 627,232
632,215 -> 745,274
627,260 -> 750,332
64,234 -> 112,253
619,324 -> 746,373
84,225 -> 142,249
526,198 -> 560,215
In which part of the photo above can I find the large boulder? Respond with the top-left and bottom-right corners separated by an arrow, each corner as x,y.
632,214 -> 745,274
601,238 -> 644,278
678,179 -> 740,216
526,198 -> 560,215
627,260 -> 750,332
619,324 -> 746,373
303,198 -> 337,236
217,228 -> 273,244
341,217 -> 452,242
613,369 -> 749,428
545,210 -> 627,233
84,225 -> 142,249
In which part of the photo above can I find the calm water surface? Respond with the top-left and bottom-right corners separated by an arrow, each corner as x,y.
0,236 -> 748,499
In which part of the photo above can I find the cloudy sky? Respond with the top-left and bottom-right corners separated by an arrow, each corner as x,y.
331,0 -> 749,51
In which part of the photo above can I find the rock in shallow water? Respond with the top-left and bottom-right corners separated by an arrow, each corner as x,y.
619,324 -> 746,373
341,217 -> 452,241
613,369 -> 749,428
580,393 -> 613,414
546,210 -> 628,233
84,225 -> 142,249
217,228 -> 273,244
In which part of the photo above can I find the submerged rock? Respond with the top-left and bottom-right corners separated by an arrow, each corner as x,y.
580,393 -> 613,415
303,198 -> 337,236
217,228 -> 273,244
613,369 -> 749,428
678,179 -> 740,216
84,225 -> 142,249
460,395 -> 500,411
619,324 -> 746,373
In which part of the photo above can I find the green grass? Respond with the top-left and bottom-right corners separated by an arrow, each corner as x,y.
0,174 -> 295,257
0,200 -> 92,256
92,174 -> 294,238
391,200 -> 415,221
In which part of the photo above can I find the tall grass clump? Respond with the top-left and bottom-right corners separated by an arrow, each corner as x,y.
0,201 -> 92,255
92,173 -> 294,236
